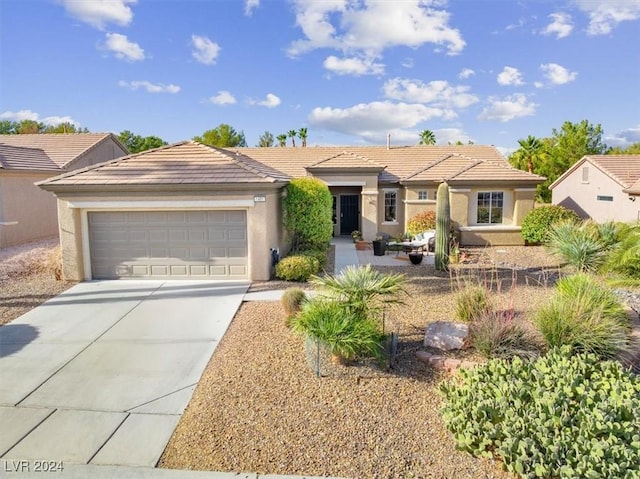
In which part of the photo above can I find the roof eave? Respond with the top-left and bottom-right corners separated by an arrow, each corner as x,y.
38,180 -> 289,194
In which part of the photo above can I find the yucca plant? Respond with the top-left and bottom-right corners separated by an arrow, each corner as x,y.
310,264 -> 406,319
545,220 -> 609,272
535,273 -> 631,359
291,298 -> 386,362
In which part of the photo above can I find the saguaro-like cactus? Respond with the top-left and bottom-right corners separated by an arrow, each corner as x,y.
435,182 -> 451,271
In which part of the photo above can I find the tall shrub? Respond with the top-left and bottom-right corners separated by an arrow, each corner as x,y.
283,178 -> 333,251
435,182 -> 450,271
406,210 -> 436,236
520,205 -> 580,244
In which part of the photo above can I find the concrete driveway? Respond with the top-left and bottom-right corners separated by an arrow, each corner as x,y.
0,280 -> 249,468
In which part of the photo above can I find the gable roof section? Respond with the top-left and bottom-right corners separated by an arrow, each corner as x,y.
0,133 -> 126,170
0,145 -> 60,171
38,141 -> 290,190
549,155 -> 640,190
305,151 -> 385,172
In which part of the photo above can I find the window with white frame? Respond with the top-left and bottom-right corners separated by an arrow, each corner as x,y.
384,190 -> 397,222
477,191 -> 503,224
418,190 -> 428,200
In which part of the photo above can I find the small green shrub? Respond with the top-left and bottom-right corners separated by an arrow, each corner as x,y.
455,285 -> 491,322
440,347 -> 640,479
521,205 -> 580,244
281,288 -> 307,326
535,273 -> 631,359
407,210 -> 436,236
291,298 -> 386,361
469,310 -> 541,360
605,223 -> 640,280
275,255 -> 320,282
300,249 -> 328,270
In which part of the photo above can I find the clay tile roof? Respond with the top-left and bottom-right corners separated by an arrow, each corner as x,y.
625,178 -> 640,195
38,141 -> 290,188
586,155 -> 640,189
0,145 -> 59,171
0,133 -> 122,170
306,151 -> 385,170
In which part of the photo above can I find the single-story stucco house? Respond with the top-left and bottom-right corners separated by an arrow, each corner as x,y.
550,155 -> 640,223
37,141 -> 545,282
0,133 -> 128,247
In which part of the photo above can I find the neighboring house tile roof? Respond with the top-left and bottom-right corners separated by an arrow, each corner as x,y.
235,145 -> 544,184
550,155 -> 640,191
625,178 -> 640,195
38,141 -> 291,188
0,133 -> 125,171
0,145 -> 60,171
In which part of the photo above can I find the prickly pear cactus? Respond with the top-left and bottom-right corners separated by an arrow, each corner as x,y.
435,182 -> 451,271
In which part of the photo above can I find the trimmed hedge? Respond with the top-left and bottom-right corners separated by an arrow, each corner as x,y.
283,178 -> 333,251
520,205 -> 580,244
440,347 -> 640,478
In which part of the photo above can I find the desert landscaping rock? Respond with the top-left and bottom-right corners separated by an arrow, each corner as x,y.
424,321 -> 469,351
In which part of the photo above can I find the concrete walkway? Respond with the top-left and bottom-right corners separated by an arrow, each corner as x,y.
0,281 -> 249,470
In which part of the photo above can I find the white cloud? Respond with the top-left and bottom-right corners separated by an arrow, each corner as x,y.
573,0 -> 640,35
191,35 -> 220,65
401,58 -> 414,69
458,68 -> 475,79
249,93 -> 281,108
287,0 -> 465,60
497,66 -> 524,86
0,109 -> 78,126
542,12 -> 573,38
435,128 -> 474,145
208,90 -> 236,105
309,101 -> 451,143
104,33 -> 145,61
60,0 -> 135,30
478,94 -> 537,122
606,125 -> 640,146
323,55 -> 385,76
244,0 -> 259,16
383,78 -> 478,110
118,80 -> 180,93
540,63 -> 577,85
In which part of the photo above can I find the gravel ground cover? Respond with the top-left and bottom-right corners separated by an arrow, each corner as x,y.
160,246 -> 561,478
0,238 -> 74,326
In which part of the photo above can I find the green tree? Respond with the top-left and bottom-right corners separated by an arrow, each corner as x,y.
283,177 -> 333,251
17,120 -> 41,134
193,123 -> 247,147
515,135 -> 544,174
298,127 -> 308,147
257,131 -> 274,147
607,142 -> 640,154
118,130 -> 167,153
419,129 -> 436,145
276,134 -> 287,147
42,122 -> 88,133
0,120 -> 17,134
287,129 -> 297,147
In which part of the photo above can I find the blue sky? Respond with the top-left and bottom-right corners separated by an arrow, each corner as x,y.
1,0 -> 639,154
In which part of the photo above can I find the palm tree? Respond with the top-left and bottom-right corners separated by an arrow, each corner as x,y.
276,134 -> 287,147
298,127 -> 308,147
419,129 -> 436,145
517,135 -> 543,174
288,129 -> 297,147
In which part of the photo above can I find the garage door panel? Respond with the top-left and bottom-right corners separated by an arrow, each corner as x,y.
89,211 -> 248,280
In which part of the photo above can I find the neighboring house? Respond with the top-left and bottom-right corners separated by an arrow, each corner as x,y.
38,141 -> 545,282
550,155 -> 640,223
0,134 -> 129,247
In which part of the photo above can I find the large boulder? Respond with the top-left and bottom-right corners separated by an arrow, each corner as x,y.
424,321 -> 468,351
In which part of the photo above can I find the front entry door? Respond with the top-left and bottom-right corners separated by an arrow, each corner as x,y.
340,195 -> 360,235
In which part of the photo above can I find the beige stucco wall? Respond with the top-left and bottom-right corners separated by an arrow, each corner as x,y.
53,188 -> 284,282
552,161 -> 640,222
67,138 -> 129,171
0,171 -> 60,247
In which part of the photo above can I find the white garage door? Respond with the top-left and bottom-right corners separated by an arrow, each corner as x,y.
88,210 -> 248,279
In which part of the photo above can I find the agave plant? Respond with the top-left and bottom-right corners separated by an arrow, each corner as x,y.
310,264 -> 406,319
